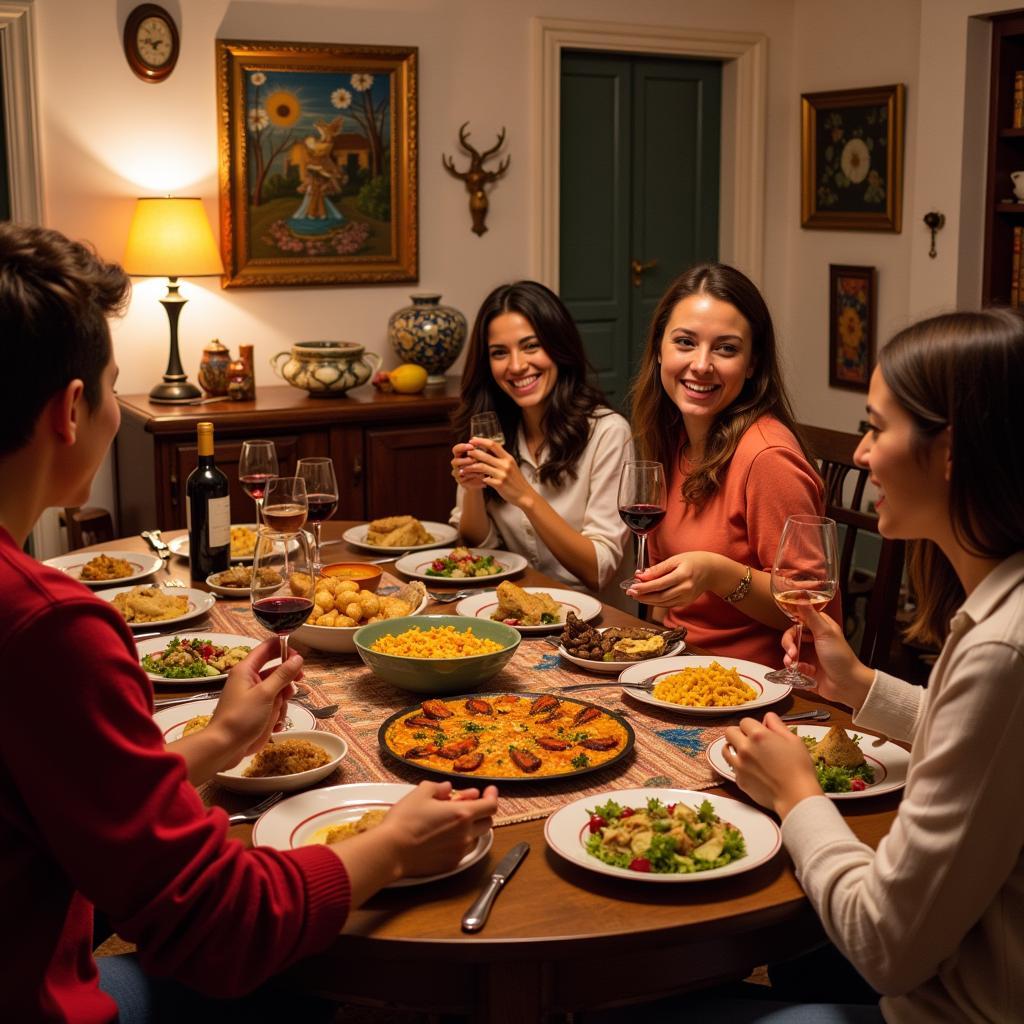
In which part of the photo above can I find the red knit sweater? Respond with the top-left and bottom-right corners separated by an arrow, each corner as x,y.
0,529 -> 351,1022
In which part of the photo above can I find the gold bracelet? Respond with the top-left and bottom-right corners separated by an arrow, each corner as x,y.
722,565 -> 752,604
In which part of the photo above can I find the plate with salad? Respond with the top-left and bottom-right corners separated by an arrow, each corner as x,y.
393,546 -> 527,583
136,633 -> 262,687
706,723 -> 910,800
544,788 -> 781,883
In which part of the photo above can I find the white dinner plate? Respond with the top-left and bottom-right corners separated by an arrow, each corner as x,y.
167,524 -> 260,563
98,584 -> 216,631
136,632 -> 263,687
341,521 -> 458,554
706,723 -> 910,800
618,655 -> 791,716
43,550 -> 164,589
214,730 -> 348,794
455,587 -> 602,634
557,627 -> 686,675
251,782 -> 494,887
544,787 -> 781,883
153,698 -> 317,742
393,547 -> 528,583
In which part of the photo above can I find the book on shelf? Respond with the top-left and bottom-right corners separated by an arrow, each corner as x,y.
1015,70 -> 1024,128
1012,225 -> 1022,307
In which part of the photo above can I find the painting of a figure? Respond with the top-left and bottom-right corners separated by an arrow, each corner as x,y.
218,41 -> 417,287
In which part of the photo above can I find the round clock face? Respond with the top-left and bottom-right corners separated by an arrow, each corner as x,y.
137,16 -> 173,68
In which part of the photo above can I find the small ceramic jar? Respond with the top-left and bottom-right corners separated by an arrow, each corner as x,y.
198,338 -> 231,396
270,341 -> 382,398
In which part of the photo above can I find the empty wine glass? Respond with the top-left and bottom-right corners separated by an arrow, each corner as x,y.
617,460 -> 667,591
470,411 -> 505,445
239,440 -> 278,524
765,514 -> 839,687
251,529 -> 314,662
261,476 -> 308,534
296,457 -> 338,576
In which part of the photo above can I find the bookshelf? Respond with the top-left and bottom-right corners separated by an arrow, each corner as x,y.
983,11 -> 1024,305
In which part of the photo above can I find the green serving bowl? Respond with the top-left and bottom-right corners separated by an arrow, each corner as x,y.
353,614 -> 521,694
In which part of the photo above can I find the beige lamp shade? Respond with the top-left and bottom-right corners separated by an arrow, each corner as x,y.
123,197 -> 223,277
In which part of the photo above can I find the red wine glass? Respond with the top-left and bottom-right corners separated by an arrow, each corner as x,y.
765,514 -> 839,687
261,476 -> 308,534
251,529 -> 314,662
296,457 -> 339,576
239,440 -> 278,524
617,460 -> 667,591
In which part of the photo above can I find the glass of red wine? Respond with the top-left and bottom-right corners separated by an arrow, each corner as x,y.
261,476 -> 308,534
250,529 -> 314,662
239,440 -> 278,524
617,460 -> 668,591
765,514 -> 839,687
296,457 -> 338,576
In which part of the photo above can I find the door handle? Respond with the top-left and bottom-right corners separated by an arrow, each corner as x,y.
631,258 -> 657,287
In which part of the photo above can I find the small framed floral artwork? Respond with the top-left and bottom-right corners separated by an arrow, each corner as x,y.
216,40 -> 417,287
829,264 -> 876,392
801,84 -> 905,232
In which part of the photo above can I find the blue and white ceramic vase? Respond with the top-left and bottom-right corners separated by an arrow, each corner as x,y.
387,293 -> 467,384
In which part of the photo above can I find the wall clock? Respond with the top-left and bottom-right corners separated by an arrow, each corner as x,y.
123,4 -> 180,83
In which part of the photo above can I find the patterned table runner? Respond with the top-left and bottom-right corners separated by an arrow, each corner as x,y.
196,578 -> 754,826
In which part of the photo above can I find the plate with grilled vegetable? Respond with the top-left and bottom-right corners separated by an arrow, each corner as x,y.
706,723 -> 910,799
557,613 -> 686,674
378,692 -> 635,782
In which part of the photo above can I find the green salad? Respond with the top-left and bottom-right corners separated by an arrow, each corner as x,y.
425,546 -> 505,578
141,637 -> 251,679
585,797 -> 746,874
796,731 -> 876,793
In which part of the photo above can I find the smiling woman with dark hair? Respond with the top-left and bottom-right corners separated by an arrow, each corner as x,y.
450,280 -> 631,593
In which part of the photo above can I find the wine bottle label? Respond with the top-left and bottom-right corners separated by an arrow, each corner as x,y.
207,495 -> 230,547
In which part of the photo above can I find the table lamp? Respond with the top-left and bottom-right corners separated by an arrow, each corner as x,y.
123,197 -> 224,404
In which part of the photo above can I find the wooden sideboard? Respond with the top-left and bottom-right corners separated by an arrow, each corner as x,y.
114,382 -> 460,533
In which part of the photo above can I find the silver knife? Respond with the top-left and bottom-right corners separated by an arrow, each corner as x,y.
461,841 -> 528,933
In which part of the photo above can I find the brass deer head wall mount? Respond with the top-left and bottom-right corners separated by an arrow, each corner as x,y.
442,122 -> 510,236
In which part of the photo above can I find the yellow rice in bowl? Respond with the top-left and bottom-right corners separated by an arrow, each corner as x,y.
370,625 -> 503,659
652,661 -> 757,708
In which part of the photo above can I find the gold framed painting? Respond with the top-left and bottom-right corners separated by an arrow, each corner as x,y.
216,39 -> 418,288
801,84 -> 904,232
829,264 -> 876,392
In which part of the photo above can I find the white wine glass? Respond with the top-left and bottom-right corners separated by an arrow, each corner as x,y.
617,460 -> 668,591
261,476 -> 308,534
470,411 -> 505,445
296,457 -> 338,576
238,440 -> 278,524
250,530 -> 314,662
765,514 -> 839,687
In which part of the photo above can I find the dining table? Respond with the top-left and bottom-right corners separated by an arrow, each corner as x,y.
74,520 -> 901,1022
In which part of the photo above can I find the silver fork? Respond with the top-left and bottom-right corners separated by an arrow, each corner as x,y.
163,579 -> 185,588
427,589 -> 481,603
227,791 -> 284,826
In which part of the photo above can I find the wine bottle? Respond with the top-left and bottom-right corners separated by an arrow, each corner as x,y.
186,421 -> 230,581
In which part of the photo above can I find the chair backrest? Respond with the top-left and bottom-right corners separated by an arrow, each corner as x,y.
797,424 -> 906,670
62,506 -> 114,550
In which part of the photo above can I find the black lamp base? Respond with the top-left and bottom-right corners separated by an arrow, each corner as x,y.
149,379 -> 202,404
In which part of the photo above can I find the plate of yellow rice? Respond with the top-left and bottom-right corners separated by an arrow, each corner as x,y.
618,655 -> 791,716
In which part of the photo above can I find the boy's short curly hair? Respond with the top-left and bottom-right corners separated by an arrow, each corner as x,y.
0,222 -> 130,457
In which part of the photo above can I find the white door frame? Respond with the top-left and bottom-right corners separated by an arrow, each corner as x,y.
532,17 -> 767,288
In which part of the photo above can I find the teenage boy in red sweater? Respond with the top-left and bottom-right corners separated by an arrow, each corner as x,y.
0,222 -> 498,1022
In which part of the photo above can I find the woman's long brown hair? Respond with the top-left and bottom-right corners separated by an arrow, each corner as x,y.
452,281 -> 611,501
878,309 -> 1024,646
628,263 -> 808,507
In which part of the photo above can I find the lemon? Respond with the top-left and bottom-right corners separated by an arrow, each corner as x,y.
389,363 -> 428,394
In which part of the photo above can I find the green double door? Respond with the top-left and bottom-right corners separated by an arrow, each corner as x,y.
560,52 -> 722,410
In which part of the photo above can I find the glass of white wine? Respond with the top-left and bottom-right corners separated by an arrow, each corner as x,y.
765,514 -> 839,687
470,411 -> 505,445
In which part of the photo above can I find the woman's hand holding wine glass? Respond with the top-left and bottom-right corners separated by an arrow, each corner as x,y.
239,440 -> 278,524
296,457 -> 338,576
617,460 -> 667,591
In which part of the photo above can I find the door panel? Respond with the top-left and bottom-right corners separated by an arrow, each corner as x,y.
560,52 -> 721,412
365,425 -> 457,522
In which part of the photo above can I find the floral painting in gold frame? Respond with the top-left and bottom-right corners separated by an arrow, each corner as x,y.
801,84 -> 904,232
216,39 -> 417,288
829,264 -> 876,392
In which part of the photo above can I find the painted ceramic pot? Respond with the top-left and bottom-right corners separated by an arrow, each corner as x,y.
387,294 -> 467,384
198,338 -> 232,396
270,341 -> 382,398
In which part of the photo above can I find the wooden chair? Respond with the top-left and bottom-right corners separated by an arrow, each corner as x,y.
797,424 -> 906,672
61,506 -> 114,549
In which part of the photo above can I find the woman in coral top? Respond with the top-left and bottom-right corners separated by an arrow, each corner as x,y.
626,263 -> 825,666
